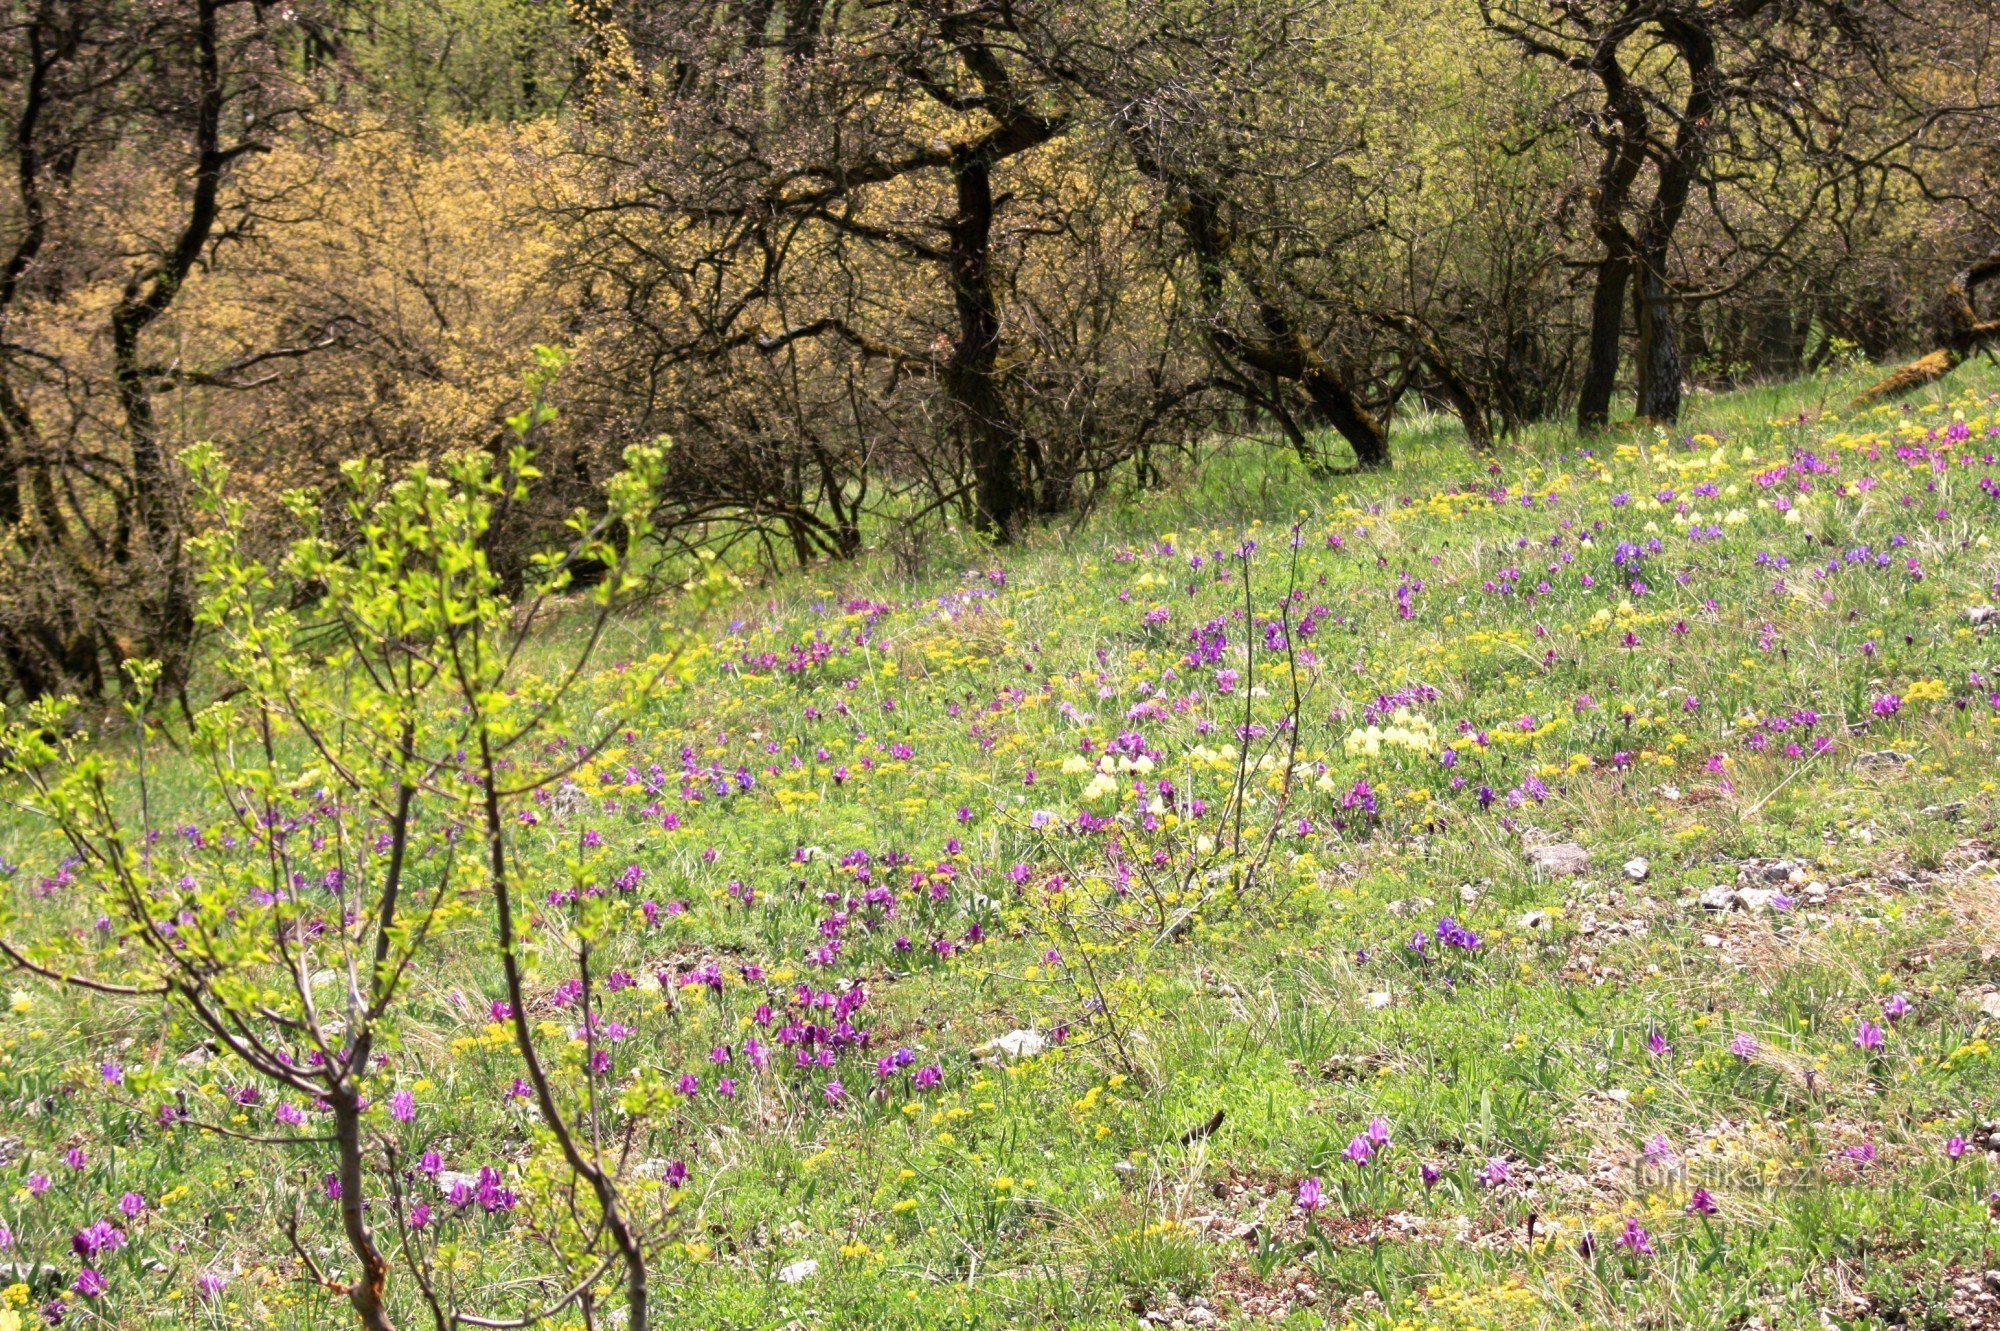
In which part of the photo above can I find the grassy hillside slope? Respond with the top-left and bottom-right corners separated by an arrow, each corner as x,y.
3,364 -> 1999,1330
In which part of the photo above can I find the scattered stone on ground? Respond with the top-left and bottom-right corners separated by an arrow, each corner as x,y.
974,1029 -> 1048,1061
1528,842 -> 1591,876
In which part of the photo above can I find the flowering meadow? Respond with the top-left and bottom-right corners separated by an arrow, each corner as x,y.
2,371 -> 2000,1330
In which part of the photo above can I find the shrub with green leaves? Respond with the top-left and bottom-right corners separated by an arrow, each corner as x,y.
0,367 -> 719,1328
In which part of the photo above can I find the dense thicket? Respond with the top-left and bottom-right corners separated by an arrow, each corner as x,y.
2,0 -> 1997,699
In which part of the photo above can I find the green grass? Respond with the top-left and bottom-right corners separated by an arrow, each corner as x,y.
3,358 -> 1999,1329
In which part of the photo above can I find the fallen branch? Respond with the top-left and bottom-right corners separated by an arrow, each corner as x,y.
1852,248 -> 2000,405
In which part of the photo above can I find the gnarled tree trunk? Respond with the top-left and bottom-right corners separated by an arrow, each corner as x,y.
1575,19 -> 1648,434
1633,263 -> 1684,422
1579,250 -> 1635,432
1627,16 -> 1712,425
945,156 -> 1034,539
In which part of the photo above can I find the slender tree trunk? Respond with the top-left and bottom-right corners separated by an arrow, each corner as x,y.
1575,23 -> 1648,434
1627,18 -> 1710,426
807,442 -> 860,557
1,30 -> 49,534
1034,435 -> 1076,514
944,158 -> 1030,540
1578,251 -> 1632,432
111,317 -> 193,665
0,390 -> 26,530
481,732 -> 648,1331
330,1083 -> 398,1331
1630,264 -> 1650,410
107,0 -> 233,695
786,507 -> 814,567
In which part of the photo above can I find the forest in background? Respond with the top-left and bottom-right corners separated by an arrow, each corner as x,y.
3,0 -> 1999,703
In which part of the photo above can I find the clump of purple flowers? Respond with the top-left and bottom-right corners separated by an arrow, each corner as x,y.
70,1219 -> 126,1260
1614,1218 -> 1655,1256
1415,915 -> 1482,953
1342,779 -> 1378,817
